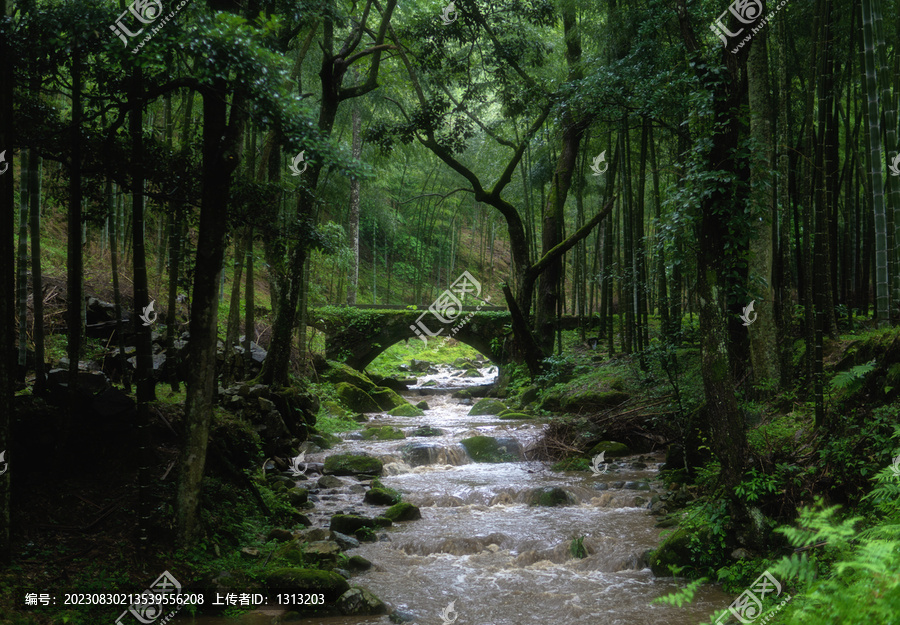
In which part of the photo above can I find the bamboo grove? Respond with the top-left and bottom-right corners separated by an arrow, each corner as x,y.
0,0 -> 898,553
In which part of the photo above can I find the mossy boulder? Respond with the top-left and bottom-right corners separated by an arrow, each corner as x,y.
467,398 -> 507,416
460,436 -> 520,463
287,487 -> 309,506
649,526 -> 714,576
335,383 -> 381,413
562,390 -> 629,411
263,568 -> 349,602
383,502 -> 421,522
364,487 -> 402,506
369,387 -> 408,411
588,441 -> 632,458
338,587 -> 387,616
347,555 -> 373,571
323,453 -> 383,476
322,401 -> 350,419
531,487 -> 575,507
410,425 -> 444,437
324,362 -> 377,392
360,426 -> 406,441
329,514 -> 392,535
463,368 -> 482,377
277,540 -> 342,568
497,412 -> 535,420
415,401 -> 429,410
388,404 -> 425,417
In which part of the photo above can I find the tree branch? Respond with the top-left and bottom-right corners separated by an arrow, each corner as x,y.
397,188 -> 471,205
526,197 -> 615,281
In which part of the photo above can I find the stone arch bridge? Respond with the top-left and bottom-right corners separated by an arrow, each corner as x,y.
310,305 -> 581,371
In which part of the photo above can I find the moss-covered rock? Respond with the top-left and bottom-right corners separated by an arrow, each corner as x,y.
383,502 -> 421,522
463,368 -> 482,377
410,425 -> 444,437
460,436 -> 519,463
262,568 -> 349,602
388,404 -> 425,417
338,587 -> 387,616
562,390 -> 629,411
360,426 -> 406,441
322,401 -> 350,419
277,540 -> 342,568
415,401 -> 429,410
467,398 -> 507,416
324,362 -> 377,392
369,387 -> 408,411
323,454 -> 383,476
329,514 -> 393,535
588,441 -> 632,458
335,383 -> 381,413
648,526 -> 713,576
287,487 -> 309,506
497,412 -> 535,420
347,555 -> 373,571
364,487 -> 402,506
531,487 -> 575,507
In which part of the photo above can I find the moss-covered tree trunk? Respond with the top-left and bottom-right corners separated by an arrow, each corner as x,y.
0,0 -> 15,565
176,76 -> 246,545
747,18 -> 780,390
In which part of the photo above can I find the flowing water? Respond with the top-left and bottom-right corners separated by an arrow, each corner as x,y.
172,365 -> 730,624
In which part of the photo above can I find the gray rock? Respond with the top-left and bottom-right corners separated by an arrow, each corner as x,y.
318,475 -> 344,489
337,587 -> 386,616
330,531 -> 360,550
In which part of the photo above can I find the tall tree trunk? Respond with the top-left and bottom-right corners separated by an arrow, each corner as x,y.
67,47 -> 83,401
534,3 -> 584,354
861,0 -> 890,325
131,66 -> 156,405
108,181 -> 129,393
244,227 -> 255,369
649,125 -> 670,340
0,0 -> 16,564
223,233 -> 245,384
747,20 -> 780,389
17,151 -> 28,375
165,209 -> 183,392
176,75 -> 246,545
29,151 -> 45,395
347,104 -> 362,305
775,16 -> 794,388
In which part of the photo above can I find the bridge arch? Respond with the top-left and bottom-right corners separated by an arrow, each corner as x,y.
311,307 -> 511,371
